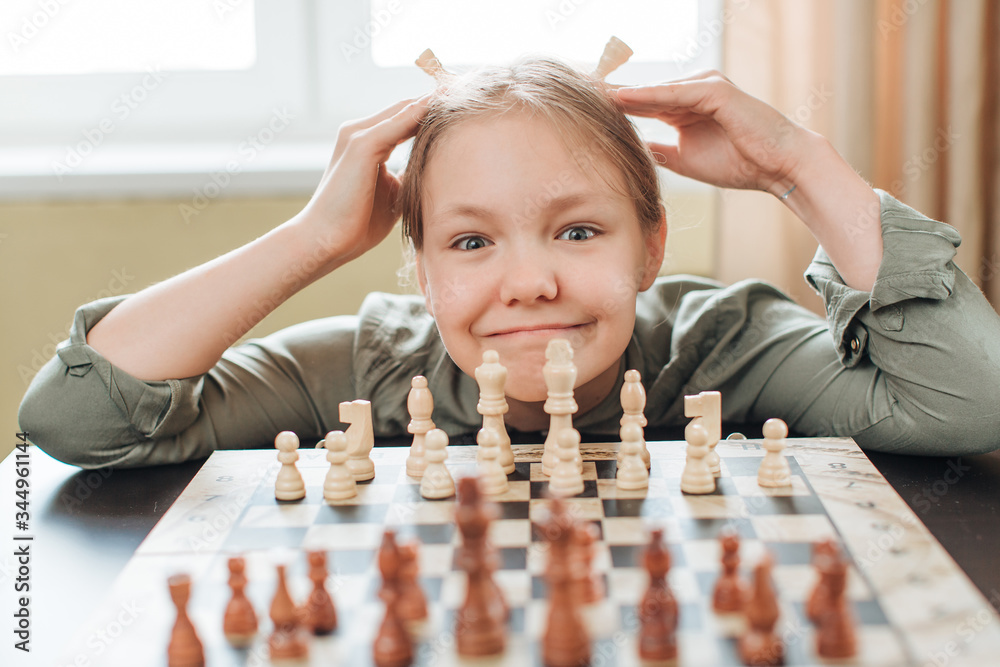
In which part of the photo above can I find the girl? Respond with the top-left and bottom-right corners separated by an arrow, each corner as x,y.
19,58 -> 1000,468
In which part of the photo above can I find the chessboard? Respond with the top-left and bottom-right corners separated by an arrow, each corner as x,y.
55,437 -> 1000,666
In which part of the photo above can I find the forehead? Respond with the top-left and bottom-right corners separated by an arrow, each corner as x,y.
421,113 -> 631,214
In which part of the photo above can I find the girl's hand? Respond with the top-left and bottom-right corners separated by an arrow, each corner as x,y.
299,95 -> 431,263
614,71 -> 808,194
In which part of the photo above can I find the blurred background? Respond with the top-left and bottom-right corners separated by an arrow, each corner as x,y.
2,0 -> 997,461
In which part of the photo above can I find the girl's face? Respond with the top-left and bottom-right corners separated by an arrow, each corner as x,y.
416,113 -> 664,407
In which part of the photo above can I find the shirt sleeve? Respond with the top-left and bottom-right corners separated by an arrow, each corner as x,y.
718,190 -> 1000,455
18,295 -> 362,469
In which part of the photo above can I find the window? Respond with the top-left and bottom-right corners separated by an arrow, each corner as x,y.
0,0 -> 721,199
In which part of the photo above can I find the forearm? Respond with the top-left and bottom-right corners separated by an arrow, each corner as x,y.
772,131 -> 883,293
87,214 -> 346,380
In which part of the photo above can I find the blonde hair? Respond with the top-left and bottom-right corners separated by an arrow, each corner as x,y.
398,56 -> 663,251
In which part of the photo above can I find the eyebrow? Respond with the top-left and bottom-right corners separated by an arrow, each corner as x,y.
434,193 -> 603,221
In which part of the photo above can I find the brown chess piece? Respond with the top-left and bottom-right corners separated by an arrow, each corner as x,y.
541,498 -> 590,667
712,528 -> 747,613
572,522 -> 604,604
806,538 -> 838,623
223,556 -> 258,647
397,541 -> 428,623
167,574 -> 205,667
268,564 -> 309,661
739,553 -> 784,666
455,476 -> 506,657
637,528 -> 679,662
302,550 -> 337,635
373,530 -> 413,667
815,554 -> 857,659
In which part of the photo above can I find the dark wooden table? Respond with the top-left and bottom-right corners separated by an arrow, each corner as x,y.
2,440 -> 1000,666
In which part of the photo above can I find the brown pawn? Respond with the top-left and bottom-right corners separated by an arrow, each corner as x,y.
268,564 -> 309,662
637,529 -> 679,662
542,498 -> 590,667
397,541 -> 428,623
455,476 -> 506,657
739,553 -> 784,667
572,522 -> 604,604
167,574 -> 205,667
815,554 -> 857,659
806,538 -> 838,623
301,550 -> 337,635
712,528 -> 747,613
223,556 -> 258,647
374,530 -> 413,667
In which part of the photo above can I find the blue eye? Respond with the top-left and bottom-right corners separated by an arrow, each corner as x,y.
558,226 -> 596,242
453,235 -> 491,251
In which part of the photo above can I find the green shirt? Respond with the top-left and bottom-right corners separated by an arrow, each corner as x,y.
19,191 -> 1000,468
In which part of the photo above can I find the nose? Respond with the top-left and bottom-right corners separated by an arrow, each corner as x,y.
499,247 -> 558,305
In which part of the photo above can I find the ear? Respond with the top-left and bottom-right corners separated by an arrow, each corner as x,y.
638,207 -> 667,291
414,250 -> 434,316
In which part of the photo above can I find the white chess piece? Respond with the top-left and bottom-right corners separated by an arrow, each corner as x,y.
758,418 -> 792,488
420,428 -> 455,499
477,427 -> 509,496
592,36 -> 634,80
681,421 -> 716,495
322,430 -> 357,501
541,339 -> 578,476
340,400 -> 375,482
616,422 -> 649,491
618,369 -> 650,469
684,391 -> 722,477
476,350 -> 516,475
406,376 -> 435,479
549,428 -> 585,498
274,431 -> 306,501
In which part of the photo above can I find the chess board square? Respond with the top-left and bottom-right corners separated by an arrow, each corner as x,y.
302,522 -> 385,551
490,518 -> 532,548
222,526 -> 308,551
530,519 -> 603,543
731,474 -> 812,497
742,494 -> 826,516
496,500 -> 531,521
509,461 -> 532,481
483,480 -> 531,503
530,480 -> 599,499
760,541 -> 817,565
593,459 -> 618,479
601,498 -> 648,518
395,522 -> 455,545
326,548 -> 377,576
386,499 -> 457,525
312,502 -> 390,524
595,478 -> 676,501
239,503 -> 320,528
529,497 -> 605,523
675,517 -> 756,541
671,494 -> 749,518
619,601 -> 703,631
494,569 -> 533,607
602,516 -> 680,545
416,543 -> 455,576
750,515 -> 837,543
364,573 -> 443,603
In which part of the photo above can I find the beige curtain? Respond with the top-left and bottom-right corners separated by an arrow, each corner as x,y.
718,0 -> 1000,312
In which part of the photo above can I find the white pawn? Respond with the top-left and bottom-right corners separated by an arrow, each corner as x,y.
616,422 -> 649,491
477,427 -> 509,496
758,418 -> 792,487
274,431 -> 306,501
618,369 -> 650,469
681,421 -> 715,495
549,428 -> 585,498
420,428 -> 455,499
406,376 -> 435,479
323,430 -> 357,501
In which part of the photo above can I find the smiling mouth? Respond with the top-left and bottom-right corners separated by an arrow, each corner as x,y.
486,324 -> 587,337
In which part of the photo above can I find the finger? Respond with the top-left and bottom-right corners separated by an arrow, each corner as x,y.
331,95 -> 429,163
646,142 -> 682,173
345,94 -> 431,165
614,78 -> 728,118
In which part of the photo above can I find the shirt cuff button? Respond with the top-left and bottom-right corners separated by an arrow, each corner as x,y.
850,336 -> 860,352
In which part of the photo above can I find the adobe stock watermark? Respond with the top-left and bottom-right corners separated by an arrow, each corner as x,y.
889,126 -> 960,196
340,0 -> 403,62
674,0 -> 750,67
51,66 -> 170,181
179,106 -> 295,224
878,0 -> 932,38
18,267 -> 134,386
6,0 -> 73,54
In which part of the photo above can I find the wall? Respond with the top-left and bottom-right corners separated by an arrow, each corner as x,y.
0,189 -> 716,462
